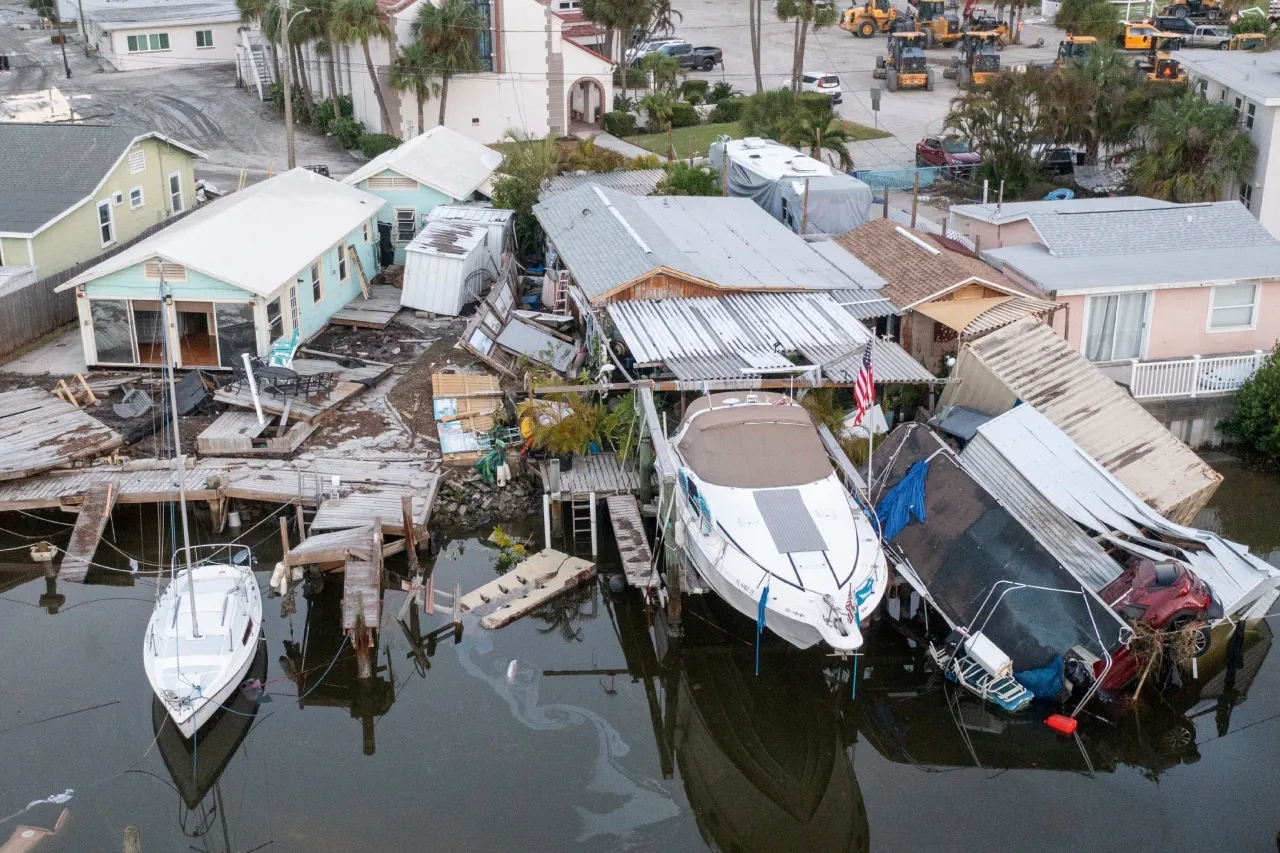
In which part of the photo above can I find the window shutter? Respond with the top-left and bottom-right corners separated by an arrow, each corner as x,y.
367,174 -> 418,191
143,261 -> 187,281
129,149 -> 146,173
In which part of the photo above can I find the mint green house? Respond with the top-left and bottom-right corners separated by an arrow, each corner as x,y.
343,126 -> 503,264
58,168 -> 384,369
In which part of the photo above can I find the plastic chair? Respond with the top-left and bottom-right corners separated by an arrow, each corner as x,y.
267,328 -> 301,368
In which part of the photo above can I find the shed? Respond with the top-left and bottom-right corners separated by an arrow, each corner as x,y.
0,266 -> 36,298
401,221 -> 490,316
424,205 -> 514,277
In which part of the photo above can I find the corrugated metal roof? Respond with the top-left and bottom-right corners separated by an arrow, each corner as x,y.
965,405 -> 1280,616
606,292 -> 937,383
542,170 -> 665,199
406,221 -> 487,258
533,184 -> 887,301
962,295 -> 1060,337
950,196 -> 1173,226
424,204 -> 515,225
1028,201 -> 1274,258
947,317 -> 1222,522
829,289 -> 898,320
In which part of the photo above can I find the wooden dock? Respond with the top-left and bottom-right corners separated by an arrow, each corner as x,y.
342,522 -> 385,679
329,285 -> 404,329
458,549 -> 596,629
58,482 -> 117,582
214,380 -> 366,425
0,388 -> 123,482
605,495 -> 655,591
196,410 -> 315,456
541,453 -> 643,499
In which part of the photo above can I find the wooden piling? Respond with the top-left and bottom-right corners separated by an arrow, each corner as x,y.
278,515 -> 290,555
400,494 -> 420,575
354,597 -> 372,681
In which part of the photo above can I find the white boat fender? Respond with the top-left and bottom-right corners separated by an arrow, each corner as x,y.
506,660 -> 519,684
674,518 -> 686,548
227,510 -> 242,528
269,562 -> 287,594
291,565 -> 305,582
963,631 -> 1013,680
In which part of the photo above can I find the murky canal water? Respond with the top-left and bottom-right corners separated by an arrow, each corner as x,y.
1,459 -> 1278,852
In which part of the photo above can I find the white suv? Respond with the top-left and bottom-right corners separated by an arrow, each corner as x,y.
782,71 -> 843,104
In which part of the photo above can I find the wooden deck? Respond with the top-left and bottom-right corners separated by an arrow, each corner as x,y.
296,351 -> 394,387
541,453 -> 643,499
214,380 -> 365,425
329,285 -> 404,329
459,549 -> 596,629
58,482 -> 117,582
196,410 -> 315,456
0,388 -> 124,482
605,495 -> 655,591
342,524 -> 384,636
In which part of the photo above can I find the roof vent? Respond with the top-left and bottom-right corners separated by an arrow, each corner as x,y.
790,157 -> 819,173
742,137 -> 767,149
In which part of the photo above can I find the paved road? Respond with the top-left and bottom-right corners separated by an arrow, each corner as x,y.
0,0 -> 352,187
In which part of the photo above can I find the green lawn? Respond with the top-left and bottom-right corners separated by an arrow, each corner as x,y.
836,119 -> 891,142
627,122 -> 743,159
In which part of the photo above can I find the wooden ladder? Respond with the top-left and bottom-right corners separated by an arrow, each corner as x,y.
348,244 -> 370,299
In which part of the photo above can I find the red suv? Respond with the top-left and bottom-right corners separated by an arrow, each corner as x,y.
915,136 -> 981,173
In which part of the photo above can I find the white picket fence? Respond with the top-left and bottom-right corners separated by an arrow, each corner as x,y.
1129,351 -> 1268,399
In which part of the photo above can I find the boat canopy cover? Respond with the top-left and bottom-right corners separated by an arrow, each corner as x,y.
678,395 -> 832,489
876,424 -> 1127,671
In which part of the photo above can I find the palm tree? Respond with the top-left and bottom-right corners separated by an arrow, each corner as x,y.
334,0 -> 394,135
388,42 -> 439,137
412,0 -> 486,128
1128,91 -> 1256,202
1044,44 -> 1142,164
776,0 -> 837,98
946,66 -> 1051,197
785,109 -> 856,170
647,0 -> 682,37
564,136 -> 627,172
312,0 -> 344,118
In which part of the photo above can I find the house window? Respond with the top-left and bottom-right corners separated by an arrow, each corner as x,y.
1246,103 -> 1256,129
289,285 -> 300,331
129,149 -> 145,173
112,190 -> 123,206
338,245 -> 348,281
362,221 -> 371,242
310,261 -> 322,303
267,297 -> 283,339
126,33 -> 170,52
1084,292 -> 1149,362
1240,182 -> 1253,209
168,172 -> 184,213
1209,283 -> 1258,330
464,0 -> 494,71
196,29 -> 213,48
97,200 -> 115,246
1233,96 -> 1242,119
395,208 -> 416,244
130,186 -> 145,209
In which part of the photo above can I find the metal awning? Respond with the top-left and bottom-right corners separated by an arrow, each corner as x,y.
606,292 -> 939,385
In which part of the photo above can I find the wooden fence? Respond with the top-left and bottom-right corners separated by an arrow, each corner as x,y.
0,209 -> 196,359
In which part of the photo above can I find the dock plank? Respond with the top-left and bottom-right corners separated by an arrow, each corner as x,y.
214,380 -> 365,424
606,495 -> 655,591
58,482 -> 117,582
0,389 -> 123,482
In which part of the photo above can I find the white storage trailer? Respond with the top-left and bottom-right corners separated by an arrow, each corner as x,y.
400,221 -> 490,316
424,205 -> 514,276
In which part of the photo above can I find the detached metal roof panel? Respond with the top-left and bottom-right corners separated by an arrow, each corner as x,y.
829,289 -> 898,320
424,205 -> 515,225
950,196 -> 1173,226
542,169 -> 665,199
951,318 -> 1222,523
406,221 -> 487,258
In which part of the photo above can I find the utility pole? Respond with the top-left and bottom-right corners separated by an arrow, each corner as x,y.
280,0 -> 296,169
77,0 -> 88,56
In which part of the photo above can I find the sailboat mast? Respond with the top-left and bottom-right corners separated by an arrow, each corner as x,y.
161,274 -> 199,637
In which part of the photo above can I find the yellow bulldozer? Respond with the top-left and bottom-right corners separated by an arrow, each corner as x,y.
841,0 -> 898,37
945,31 -> 1002,85
1136,35 -> 1187,83
873,32 -> 935,90
912,0 -> 966,48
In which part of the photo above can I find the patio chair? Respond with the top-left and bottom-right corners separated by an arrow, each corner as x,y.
113,388 -> 153,419
267,329 -> 301,368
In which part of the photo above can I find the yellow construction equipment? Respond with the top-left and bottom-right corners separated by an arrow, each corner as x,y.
1227,32 -> 1267,50
840,0 -> 898,37
1056,33 -> 1097,64
912,0 -> 965,48
1117,20 -> 1181,50
945,31 -> 1002,85
1136,35 -> 1187,83
873,32 -> 935,90
1160,0 -> 1223,19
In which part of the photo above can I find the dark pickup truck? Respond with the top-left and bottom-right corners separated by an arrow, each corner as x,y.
632,40 -> 723,70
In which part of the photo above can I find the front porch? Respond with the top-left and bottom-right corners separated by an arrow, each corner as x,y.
1103,351 -> 1269,400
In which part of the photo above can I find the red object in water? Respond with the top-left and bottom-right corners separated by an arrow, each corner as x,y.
1045,714 -> 1078,735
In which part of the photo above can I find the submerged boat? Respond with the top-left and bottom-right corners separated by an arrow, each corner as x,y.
145,544 -> 263,739
669,392 -> 887,653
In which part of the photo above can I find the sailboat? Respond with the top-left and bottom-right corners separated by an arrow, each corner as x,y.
669,392 -> 887,653
143,282 -> 263,739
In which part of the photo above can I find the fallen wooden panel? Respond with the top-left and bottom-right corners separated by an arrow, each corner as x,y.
459,549 -> 596,629
285,525 -> 375,567
0,388 -> 123,481
58,482 -> 117,582
213,380 -> 365,424
311,491 -> 430,536
196,410 -> 315,457
0,466 -> 217,511
431,373 -> 501,399
329,285 -> 405,330
341,560 -> 381,629
293,354 -> 393,387
606,494 -> 654,591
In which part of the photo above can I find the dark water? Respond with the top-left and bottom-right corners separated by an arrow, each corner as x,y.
0,460 -> 1278,853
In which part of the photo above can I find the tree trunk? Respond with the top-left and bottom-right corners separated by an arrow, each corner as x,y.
438,74 -> 450,127
270,38 -> 281,85
288,42 -> 301,99
417,93 -> 424,137
794,18 -> 810,98
791,19 -> 801,96
293,43 -> 313,106
363,38 -> 394,136
749,0 -> 763,94
326,35 -> 341,116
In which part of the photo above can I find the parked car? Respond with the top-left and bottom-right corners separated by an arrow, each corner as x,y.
915,135 -> 980,171
624,36 -> 681,65
1154,15 -> 1197,34
1032,143 -> 1078,175
631,40 -> 723,70
1187,23 -> 1230,47
787,71 -> 842,103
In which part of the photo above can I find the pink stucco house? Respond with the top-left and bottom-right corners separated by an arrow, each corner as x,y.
948,198 -> 1280,399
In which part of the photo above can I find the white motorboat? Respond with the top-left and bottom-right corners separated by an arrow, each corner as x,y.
145,544 -> 263,738
669,392 -> 887,653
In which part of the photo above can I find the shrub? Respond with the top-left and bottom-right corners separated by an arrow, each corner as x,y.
1223,346 -> 1280,457
709,96 -> 744,123
670,102 -> 700,128
797,91 -> 835,121
311,96 -> 353,134
1055,0 -> 1121,39
1229,12 -> 1273,34
328,116 -> 364,149
708,81 -> 739,104
604,110 -> 637,137
627,153 -> 663,169
624,67 -> 647,90
358,133 -> 400,158
655,162 -> 721,196
680,79 -> 710,105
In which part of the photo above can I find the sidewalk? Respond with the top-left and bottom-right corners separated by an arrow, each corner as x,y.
575,130 -> 667,161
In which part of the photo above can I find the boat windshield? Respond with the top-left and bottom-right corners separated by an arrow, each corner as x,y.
678,400 -> 832,488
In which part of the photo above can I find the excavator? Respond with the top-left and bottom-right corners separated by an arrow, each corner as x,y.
841,0 -> 898,37
944,31 -> 1002,85
873,32 -> 935,90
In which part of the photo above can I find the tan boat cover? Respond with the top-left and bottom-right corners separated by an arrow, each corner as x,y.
677,395 -> 832,488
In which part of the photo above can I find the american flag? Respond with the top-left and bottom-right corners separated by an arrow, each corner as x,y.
852,339 -> 875,426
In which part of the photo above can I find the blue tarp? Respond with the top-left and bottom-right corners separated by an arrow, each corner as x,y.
876,459 -> 928,540
1014,656 -> 1064,699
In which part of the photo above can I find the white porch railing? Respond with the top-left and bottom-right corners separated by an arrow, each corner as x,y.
1129,351 -> 1267,399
